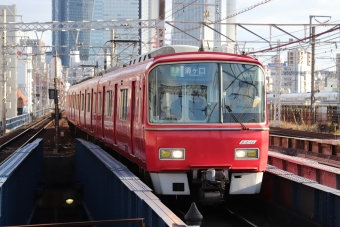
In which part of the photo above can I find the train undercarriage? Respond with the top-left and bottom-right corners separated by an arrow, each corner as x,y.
150,169 -> 263,205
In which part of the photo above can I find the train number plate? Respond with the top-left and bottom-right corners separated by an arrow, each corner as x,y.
239,140 -> 257,144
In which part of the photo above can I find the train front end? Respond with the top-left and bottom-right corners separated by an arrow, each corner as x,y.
145,52 -> 268,203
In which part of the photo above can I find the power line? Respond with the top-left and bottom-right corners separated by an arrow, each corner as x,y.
249,25 -> 340,54
170,0 -> 275,36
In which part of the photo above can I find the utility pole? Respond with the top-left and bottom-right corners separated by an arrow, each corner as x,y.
110,30 -> 115,68
103,47 -> 107,71
156,0 -> 165,48
273,40 -> 281,127
311,26 -> 316,124
338,54 -> 340,125
1,9 -> 6,135
54,51 -> 59,153
33,54 -> 37,120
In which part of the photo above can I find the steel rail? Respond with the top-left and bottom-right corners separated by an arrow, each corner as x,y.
0,117 -> 50,151
269,127 -> 339,140
0,117 -> 52,166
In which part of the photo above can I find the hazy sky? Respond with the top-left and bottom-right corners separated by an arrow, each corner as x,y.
2,0 -> 339,69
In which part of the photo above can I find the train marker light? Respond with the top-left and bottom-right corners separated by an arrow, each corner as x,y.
247,150 -> 258,158
159,148 -> 185,160
160,150 -> 171,159
235,148 -> 259,159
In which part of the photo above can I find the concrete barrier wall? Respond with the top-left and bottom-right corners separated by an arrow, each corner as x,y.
262,165 -> 340,227
0,139 -> 43,226
75,139 -> 186,227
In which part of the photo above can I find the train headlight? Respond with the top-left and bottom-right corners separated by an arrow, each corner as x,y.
235,148 -> 259,160
172,149 -> 184,159
159,148 -> 185,160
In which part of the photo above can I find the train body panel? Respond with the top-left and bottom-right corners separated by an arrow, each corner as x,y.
144,128 -> 268,172
66,46 -> 269,200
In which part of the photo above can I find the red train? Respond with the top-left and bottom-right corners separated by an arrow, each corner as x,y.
66,45 -> 269,204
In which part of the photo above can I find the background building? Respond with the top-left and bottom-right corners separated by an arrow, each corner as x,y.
52,0 -> 94,66
52,0 -> 156,67
0,5 -> 18,119
171,0 -> 236,52
267,49 -> 312,93
17,38 -> 50,118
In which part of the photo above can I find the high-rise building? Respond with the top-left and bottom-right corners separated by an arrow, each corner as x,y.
171,0 -> 236,51
287,49 -> 311,66
266,52 -> 312,93
0,5 -> 18,119
52,0 -> 156,67
52,0 -> 94,66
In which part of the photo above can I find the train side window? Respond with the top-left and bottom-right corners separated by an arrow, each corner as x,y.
120,89 -> 128,120
77,94 -> 80,110
98,92 -> 102,114
106,90 -> 113,116
93,92 -> 97,113
87,93 -> 91,112
81,94 -> 85,111
72,95 -> 74,109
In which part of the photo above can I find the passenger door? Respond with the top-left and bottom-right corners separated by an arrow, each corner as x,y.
92,91 -> 97,134
129,81 -> 136,156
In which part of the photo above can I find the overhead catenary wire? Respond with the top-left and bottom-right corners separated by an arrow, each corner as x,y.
170,0 -> 275,35
248,25 -> 340,55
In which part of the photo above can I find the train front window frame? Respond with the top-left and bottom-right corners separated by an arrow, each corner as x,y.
148,62 -> 266,124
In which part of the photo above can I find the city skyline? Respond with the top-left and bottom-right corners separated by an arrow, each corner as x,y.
1,0 -> 340,69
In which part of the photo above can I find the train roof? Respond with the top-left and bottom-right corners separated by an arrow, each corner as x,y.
129,45 -> 263,67
152,51 -> 263,68
129,45 -> 199,66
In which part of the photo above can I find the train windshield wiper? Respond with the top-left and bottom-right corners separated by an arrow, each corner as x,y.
225,105 -> 247,130
206,102 -> 218,123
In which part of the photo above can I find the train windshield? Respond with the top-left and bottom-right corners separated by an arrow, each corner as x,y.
148,62 -> 265,124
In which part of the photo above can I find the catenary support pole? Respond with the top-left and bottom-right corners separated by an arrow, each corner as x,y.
1,9 -> 6,136
311,26 -> 316,124
54,51 -> 59,152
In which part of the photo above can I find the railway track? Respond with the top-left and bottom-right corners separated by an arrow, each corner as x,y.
163,194 -> 321,227
270,127 -> 339,140
270,127 -> 340,168
0,116 -> 53,164
163,198 -> 260,227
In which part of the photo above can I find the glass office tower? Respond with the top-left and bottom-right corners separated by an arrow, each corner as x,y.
52,0 -> 150,66
52,0 -> 94,66
171,0 -> 235,51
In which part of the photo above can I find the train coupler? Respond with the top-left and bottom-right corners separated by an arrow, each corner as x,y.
198,169 -> 228,205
